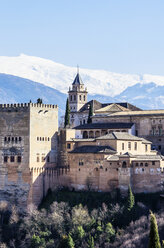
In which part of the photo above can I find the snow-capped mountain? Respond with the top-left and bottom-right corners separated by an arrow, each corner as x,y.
0,54 -> 164,97
1,54 -> 164,112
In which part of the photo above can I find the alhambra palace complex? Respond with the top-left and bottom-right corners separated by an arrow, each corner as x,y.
1,71 -> 164,208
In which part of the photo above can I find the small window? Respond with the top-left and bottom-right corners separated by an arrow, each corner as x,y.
152,161 -> 155,165
40,137 -> 41,141
96,168 -> 98,171
158,145 -> 161,150
122,161 -> 127,168
79,159 -> 84,166
48,137 -> 50,141
10,156 -> 15,162
17,156 -> 21,163
42,137 -> 44,141
134,142 -> 137,150
4,137 -> 7,142
84,95 -> 85,101
136,163 -> 138,167
140,163 -> 143,167
128,142 -> 131,150
37,156 -> 40,162
122,143 -> 124,150
79,95 -> 81,101
19,137 -> 22,142
8,137 -> 10,142
145,163 -> 148,167
45,137 -> 47,141
15,137 -> 17,143
70,95 -> 72,101
67,143 -> 71,149
47,156 -> 50,163
37,137 -> 39,141
142,168 -> 144,172
105,168 -> 107,171
145,145 -> 148,152
135,130 -> 138,136
4,156 -> 8,163
12,137 -> 14,142
74,95 -> 76,101
83,119 -> 85,124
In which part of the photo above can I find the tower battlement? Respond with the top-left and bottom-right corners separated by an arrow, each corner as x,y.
0,103 -> 58,111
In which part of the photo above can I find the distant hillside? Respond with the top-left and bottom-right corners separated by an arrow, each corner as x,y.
0,73 -> 67,117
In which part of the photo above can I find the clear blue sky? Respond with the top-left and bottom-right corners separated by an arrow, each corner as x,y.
0,0 -> 164,75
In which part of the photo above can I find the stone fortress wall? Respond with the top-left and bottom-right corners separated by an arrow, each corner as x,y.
0,103 -> 58,208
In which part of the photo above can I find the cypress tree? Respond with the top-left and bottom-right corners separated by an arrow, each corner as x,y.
162,241 -> 164,248
127,184 -> 135,211
87,235 -> 94,248
87,103 -> 93,124
148,211 -> 161,248
64,98 -> 70,128
67,234 -> 75,248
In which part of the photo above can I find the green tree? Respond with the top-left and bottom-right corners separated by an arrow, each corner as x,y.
162,241 -> 164,248
67,234 -> 75,248
105,222 -> 115,242
64,98 -> 70,128
76,225 -> 85,240
37,98 -> 43,104
87,235 -> 94,248
127,184 -> 135,211
148,211 -> 161,248
87,103 -> 93,124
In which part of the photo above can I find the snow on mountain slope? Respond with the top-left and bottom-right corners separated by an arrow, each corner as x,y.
0,73 -> 67,116
117,82 -> 164,109
1,54 -> 164,97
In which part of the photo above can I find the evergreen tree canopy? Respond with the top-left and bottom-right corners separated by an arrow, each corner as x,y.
87,103 -> 93,124
64,98 -> 70,128
37,98 -> 43,104
67,234 -> 75,248
87,235 -> 95,248
148,211 -> 161,248
127,184 -> 135,211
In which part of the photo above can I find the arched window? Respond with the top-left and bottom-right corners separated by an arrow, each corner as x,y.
122,161 -> 127,168
140,163 -> 143,167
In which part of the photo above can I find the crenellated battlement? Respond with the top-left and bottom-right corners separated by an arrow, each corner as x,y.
0,103 -> 58,111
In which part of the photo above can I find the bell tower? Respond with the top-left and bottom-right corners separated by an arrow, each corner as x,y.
68,68 -> 88,112
68,67 -> 88,126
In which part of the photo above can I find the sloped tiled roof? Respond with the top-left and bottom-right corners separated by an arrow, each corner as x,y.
95,103 -> 130,113
70,145 -> 116,154
96,132 -> 150,142
74,122 -> 134,130
108,110 -> 164,117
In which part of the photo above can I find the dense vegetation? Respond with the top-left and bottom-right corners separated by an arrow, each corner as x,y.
0,188 -> 164,248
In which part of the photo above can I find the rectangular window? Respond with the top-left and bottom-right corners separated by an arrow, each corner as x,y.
152,161 -> 155,165
17,156 -> 21,163
122,143 -> 124,150
145,145 -> 148,152
4,156 -> 8,163
10,156 -> 15,162
128,142 -> 131,150
79,159 -> 84,166
47,156 -> 50,163
134,142 -> 137,150
67,143 -> 71,149
37,156 -> 40,162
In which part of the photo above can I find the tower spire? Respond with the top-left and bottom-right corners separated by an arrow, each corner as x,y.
77,64 -> 79,74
